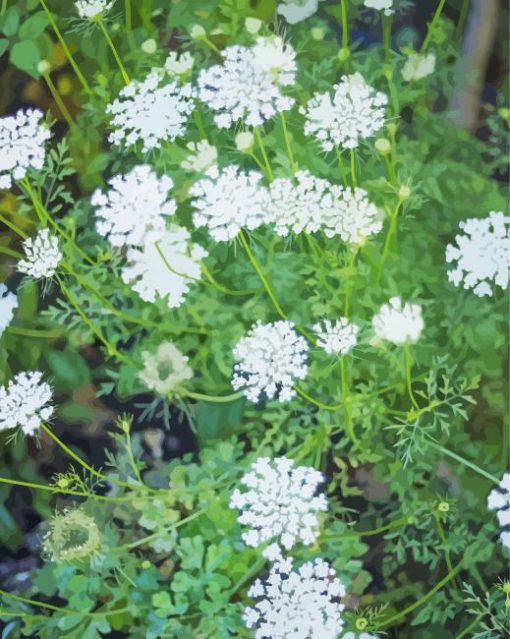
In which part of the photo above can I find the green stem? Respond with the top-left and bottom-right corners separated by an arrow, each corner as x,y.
421,0 -> 447,52
336,148 -> 348,186
382,13 -> 393,62
183,390 -> 243,403
455,0 -> 470,43
340,0 -> 349,56
7,325 -> 63,339
456,615 -> 483,639
344,246 -> 358,317
404,345 -> 420,410
119,510 -> 205,551
124,429 -> 143,486
426,438 -> 500,483
0,212 -> 28,239
384,152 -> 397,186
349,148 -> 356,187
1,0 -> 8,15
295,387 -> 344,411
254,127 -> 274,181
43,72 -> 74,129
0,244 -> 22,259
201,263 -> 262,297
0,476 -> 131,502
124,0 -> 136,50
340,357 -> 360,449
228,557 -> 265,599
97,18 -> 130,85
327,513 -> 413,539
377,199 -> 403,283
434,514 -> 460,592
280,112 -> 297,174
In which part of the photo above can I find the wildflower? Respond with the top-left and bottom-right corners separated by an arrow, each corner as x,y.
401,52 -> 436,82
320,186 -> 382,244
43,509 -> 101,562
0,285 -> 17,338
235,131 -> 255,152
314,318 -> 359,356
230,456 -> 328,555
445,211 -> 510,297
277,0 -> 324,24
243,558 -> 345,639
232,320 -> 309,403
138,341 -> 193,397
488,472 -> 510,549
372,297 -> 424,345
91,165 -> 176,248
190,165 -> 270,242
245,17 -> 263,34
197,37 -> 296,128
122,226 -> 207,308
303,73 -> 388,152
107,69 -> 195,152
18,229 -> 62,279
75,0 -> 113,19
0,109 -> 51,190
0,370 -> 54,436
141,39 -> 157,54
165,52 -> 194,78
181,140 -> 218,172
364,0 -> 394,15
375,138 -> 391,155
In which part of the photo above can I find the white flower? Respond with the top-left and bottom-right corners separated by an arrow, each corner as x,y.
18,229 -> 62,279
401,52 -> 436,82
235,131 -> 255,152
138,341 -> 193,397
0,371 -> 54,436
0,109 -> 51,190
372,297 -> 424,345
244,558 -> 345,639
0,285 -> 17,338
190,165 -> 270,242
314,318 -> 359,356
277,0 -> 324,24
197,37 -> 296,129
181,140 -> 218,172
122,226 -> 207,308
230,456 -> 327,554
364,0 -> 394,15
488,472 -> 510,549
303,73 -> 388,152
91,165 -> 176,248
232,321 -> 309,403
165,51 -> 194,77
320,185 -> 382,244
75,0 -> 113,19
107,70 -> 195,152
446,211 -> 510,297
342,633 -> 380,639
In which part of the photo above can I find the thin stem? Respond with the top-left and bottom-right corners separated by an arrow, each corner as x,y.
0,588 -> 129,617
0,476 -> 131,502
344,246 -> 358,318
124,0 -> 136,50
7,325 -> 63,339
119,510 -> 205,551
124,429 -> 143,486
280,112 -> 297,174
200,263 -> 262,296
426,438 -> 500,484
340,357 -> 360,449
97,18 -> 130,85
434,513 -> 460,592
254,127 -> 274,181
421,0 -> 447,52
0,212 -> 28,238
0,244 -> 22,258
349,148 -> 356,187
456,615 -> 483,639
295,387 -> 343,411
340,0 -> 349,55
384,152 -> 397,186
326,513 -> 413,539
455,0 -> 470,43
184,390 -> 243,403
42,72 -> 74,129
1,0 -> 8,15
336,148 -> 348,186
382,13 -> 393,62
377,199 -> 403,283
39,0 -> 92,95
404,345 -> 420,410
228,557 -> 265,599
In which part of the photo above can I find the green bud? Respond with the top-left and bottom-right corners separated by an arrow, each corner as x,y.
141,39 -> 157,54
311,27 -> 325,41
245,17 -> 262,34
398,185 -> 411,200
356,617 -> 369,630
338,47 -> 350,62
437,501 -> 450,513
375,138 -> 392,155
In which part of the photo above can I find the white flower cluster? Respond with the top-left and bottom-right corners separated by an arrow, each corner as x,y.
487,472 -> 510,549
244,558 -> 345,639
197,36 -> 296,128
372,297 -> 424,345
320,186 -> 382,244
277,0 -> 324,24
122,226 -> 207,308
107,70 -> 195,152
91,165 -> 176,247
364,0 -> 394,15
232,321 -> 309,403
230,456 -> 327,555
303,73 -> 388,152
314,318 -> 359,356
18,229 -> 62,279
402,52 -> 436,82
181,140 -> 217,173
0,109 -> 51,189
0,371 -> 54,436
75,0 -> 113,19
446,211 -> 510,297
190,165 -> 269,241
138,341 -> 193,397
0,285 -> 17,338
165,51 -> 194,77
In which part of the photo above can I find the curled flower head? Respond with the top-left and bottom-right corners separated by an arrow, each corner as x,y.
230,456 -> 328,555
181,140 -> 218,173
91,165 -> 176,248
75,0 -> 113,19
0,284 -> 17,338
0,109 -> 51,190
446,211 -> 510,297
372,297 -> 424,345
0,371 -> 54,436
488,472 -> 510,549
244,558 -> 346,639
232,321 -> 309,403
314,318 -> 359,356
107,70 -> 195,152
18,229 -> 62,279
303,73 -> 387,152
43,509 -> 101,562
138,341 -> 193,397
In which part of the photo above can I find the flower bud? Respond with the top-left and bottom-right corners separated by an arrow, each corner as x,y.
190,24 -> 206,39
375,137 -> 391,155
398,185 -> 411,200
141,38 -> 157,54
245,17 -> 262,34
37,60 -> 51,75
311,27 -> 325,41
356,617 -> 369,630
235,131 -> 254,152
338,47 -> 350,62
437,501 -> 450,513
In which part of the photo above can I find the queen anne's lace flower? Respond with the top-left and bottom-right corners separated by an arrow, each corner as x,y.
107,70 -> 195,152
372,297 -> 424,345
0,371 -> 54,436
232,321 -> 309,403
75,0 -> 113,19
91,165 -> 176,248
230,456 -> 327,555
401,52 -> 436,82
277,0 -> 324,24
190,165 -> 270,241
18,229 -> 62,278
0,285 -> 17,338
165,51 -> 194,77
197,36 -> 296,128
181,140 -> 217,173
364,0 -> 393,15
445,211 -> 510,297
138,342 -> 193,397
320,186 -> 382,243
122,226 -> 207,308
314,318 -> 359,355
243,558 -> 345,639
303,73 -> 388,152
0,109 -> 51,189
488,472 -> 510,549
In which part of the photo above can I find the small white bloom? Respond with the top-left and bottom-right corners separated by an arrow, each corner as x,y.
320,185 -> 382,244
0,109 -> 51,190
446,211 -> 510,297
232,320 -> 309,403
91,165 -> 176,248
197,37 -> 296,129
402,52 -> 436,82
0,285 -> 17,338
181,140 -> 218,172
75,0 -> 113,20
107,70 -> 195,152
138,341 -> 193,397
235,131 -> 255,152
230,456 -> 328,554
0,371 -> 54,436
165,51 -> 194,77
190,165 -> 270,242
277,0 -> 324,24
372,297 -> 424,345
364,0 -> 394,15
245,17 -> 263,34
122,226 -> 207,308
190,24 -> 206,39
37,60 -> 51,75
303,73 -> 388,152
141,39 -> 157,54
18,229 -> 62,279
488,473 -> 510,549
314,318 -> 359,356
244,558 -> 346,639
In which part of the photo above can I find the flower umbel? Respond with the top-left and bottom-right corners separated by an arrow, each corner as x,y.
488,472 -> 510,549
43,508 -> 101,562
181,140 -> 218,173
18,229 -> 62,279
75,0 -> 113,20
372,297 -> 424,345
314,318 -> 359,356
138,341 -> 193,398
0,371 -> 54,436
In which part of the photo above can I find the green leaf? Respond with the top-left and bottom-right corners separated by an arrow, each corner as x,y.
0,6 -> 20,37
46,350 -> 91,391
195,398 -> 245,445
19,11 -> 49,39
0,38 -> 8,57
9,39 -> 40,77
